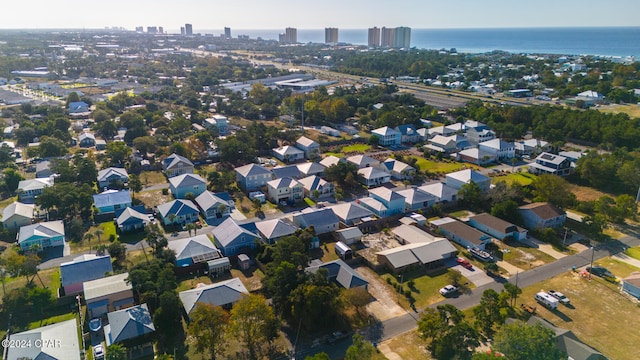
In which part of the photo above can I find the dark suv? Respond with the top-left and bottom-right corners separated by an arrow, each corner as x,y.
586,266 -> 613,278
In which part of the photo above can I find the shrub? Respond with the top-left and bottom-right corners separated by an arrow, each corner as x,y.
161,188 -> 168,195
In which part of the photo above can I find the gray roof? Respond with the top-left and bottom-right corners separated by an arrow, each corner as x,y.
392,224 -> 438,244
272,165 -> 301,179
83,272 -> 132,301
235,163 -> 272,178
358,167 -> 390,180
469,213 -> 524,234
2,201 -> 34,221
327,202 -> 373,223
18,177 -> 53,191
526,317 -> 607,360
163,153 -> 193,170
267,177 -> 302,190
167,235 -> 220,262
195,191 -> 227,211
273,145 -> 304,156
296,136 -> 319,148
93,190 -> 131,209
6,319 -> 80,360
396,188 -> 436,205
298,175 -> 331,192
446,169 -> 490,184
156,199 -> 199,218
255,218 -> 298,240
535,152 -> 569,166
419,182 -> 457,201
116,207 -> 150,227
211,218 -> 259,248
97,167 -> 128,182
306,259 -> 368,289
293,208 -> 340,229
18,220 -> 64,244
105,303 -> 155,345
179,278 -> 249,314
296,162 -> 325,176
369,186 -> 405,202
434,218 -> 492,246
60,254 -> 113,287
377,240 -> 456,268
346,154 -> 380,168
169,173 -> 206,188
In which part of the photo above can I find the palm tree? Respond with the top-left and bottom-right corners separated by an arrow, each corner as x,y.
84,233 -> 95,252
94,228 -> 104,245
167,213 -> 177,225
185,223 -> 196,237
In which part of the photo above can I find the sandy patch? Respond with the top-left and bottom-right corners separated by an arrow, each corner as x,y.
355,266 -> 406,321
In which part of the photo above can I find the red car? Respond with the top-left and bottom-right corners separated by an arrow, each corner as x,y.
456,257 -> 474,270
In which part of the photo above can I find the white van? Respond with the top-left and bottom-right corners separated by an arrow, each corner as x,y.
534,291 -> 558,310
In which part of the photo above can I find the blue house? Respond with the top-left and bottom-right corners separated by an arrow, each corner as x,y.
169,173 -> 206,199
368,187 -> 406,216
93,190 -> 132,214
156,199 -> 200,226
116,206 -> 150,232
394,124 -> 420,144
18,220 -> 65,250
235,164 -> 273,191
68,101 -> 89,114
212,218 -> 260,257
167,234 -> 223,267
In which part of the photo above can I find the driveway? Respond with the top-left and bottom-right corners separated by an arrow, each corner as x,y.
526,236 -> 567,259
452,261 -> 494,287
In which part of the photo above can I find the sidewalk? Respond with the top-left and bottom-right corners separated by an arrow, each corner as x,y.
612,252 -> 640,269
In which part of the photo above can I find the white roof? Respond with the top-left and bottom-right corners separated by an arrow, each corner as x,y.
296,136 -> 319,148
18,220 -> 64,243
97,167 -> 128,182
296,162 -> 325,175
267,177 -> 302,190
255,218 -> 298,240
320,155 -> 342,168
235,163 -> 272,177
2,201 -> 34,221
169,173 -> 206,188
6,319 -> 80,360
273,145 -> 304,157
83,272 -> 132,301
446,169 -> 490,184
372,126 -> 400,137
18,177 -> 53,191
167,234 -> 220,262
179,278 -> 248,314
327,202 -> 373,223
357,167 -> 389,180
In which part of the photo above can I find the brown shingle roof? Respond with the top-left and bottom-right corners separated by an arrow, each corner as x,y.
519,202 -> 565,220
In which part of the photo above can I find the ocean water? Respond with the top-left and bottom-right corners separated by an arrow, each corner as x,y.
224,27 -> 640,58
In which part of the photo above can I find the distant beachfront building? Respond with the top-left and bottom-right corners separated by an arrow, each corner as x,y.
325,28 -> 338,44
280,27 -> 297,44
368,27 -> 381,47
394,27 -> 411,48
381,27 -> 395,47
185,23 -> 193,35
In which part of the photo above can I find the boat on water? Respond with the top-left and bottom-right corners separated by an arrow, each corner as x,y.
469,247 -> 494,262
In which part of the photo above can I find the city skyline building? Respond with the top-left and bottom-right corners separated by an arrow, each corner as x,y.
394,26 -> 411,48
224,27 -> 231,38
368,26 -> 380,47
185,23 -> 193,35
280,27 -> 297,44
381,26 -> 395,47
325,27 -> 338,44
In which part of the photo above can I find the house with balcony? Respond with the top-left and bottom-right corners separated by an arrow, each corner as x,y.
380,158 -> 416,180
445,169 -> 491,192
273,145 -> 305,163
162,153 -> 194,178
156,199 -> 200,226
97,167 -> 129,189
478,138 -> 515,160
529,152 -> 572,177
169,173 -> 206,199
18,220 -> 65,250
235,163 -> 274,191
346,154 -> 380,169
17,177 -> 53,203
464,121 -> 495,145
195,191 -> 231,221
204,114 -> 229,135
266,177 -> 304,204
296,136 -> 320,159
296,162 -> 325,177
371,126 -> 401,147
299,175 -> 334,199
515,139 -> 550,156
358,167 -> 391,187
395,124 -> 419,144
368,187 -> 406,216
396,188 -> 436,212
518,202 -> 566,229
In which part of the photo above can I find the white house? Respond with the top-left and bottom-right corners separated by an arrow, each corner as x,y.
273,145 -> 305,163
478,138 -> 515,160
266,177 -> 304,204
295,136 -> 320,159
358,167 -> 391,187
371,126 -> 401,147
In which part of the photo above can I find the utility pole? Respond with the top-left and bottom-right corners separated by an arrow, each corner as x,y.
562,228 -> 568,248
589,241 -> 596,280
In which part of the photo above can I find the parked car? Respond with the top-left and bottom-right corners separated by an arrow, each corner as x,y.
93,344 -> 105,360
439,284 -> 459,296
548,290 -> 570,305
586,266 -> 614,278
456,257 -> 474,270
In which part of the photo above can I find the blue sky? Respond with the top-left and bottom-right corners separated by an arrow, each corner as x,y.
2,0 -> 639,30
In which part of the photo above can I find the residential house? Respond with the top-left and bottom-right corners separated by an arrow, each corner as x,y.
327,202 -> 374,226
299,175 -> 335,199
430,217 -> 492,250
445,169 -> 491,192
558,151 -> 583,163
457,148 -> 495,165
212,218 -> 260,256
478,138 -> 515,160
396,188 -> 436,212
68,101 -> 89,114
169,173 -> 206,199
381,158 -> 416,180
266,177 -> 304,204
35,160 -> 53,178
93,190 -> 132,213
529,152 -> 572,177
320,126 -> 340,137
296,136 -> 320,159
95,139 -> 106,150
518,202 -> 566,229
377,239 -> 458,274
368,187 -> 406,216
427,125 -> 458,138
272,164 -> 302,179
167,234 -> 223,267
393,224 -> 439,245
464,120 -> 495,145
18,220 -> 65,250
468,213 -> 528,241
179,278 -> 249,315
515,139 -> 550,156
346,154 -> 380,169
78,132 -> 96,147
293,208 -> 340,235
2,201 -> 33,230
116,206 -> 150,232
104,304 -> 156,359
357,197 -> 390,218
6,319 -> 81,360
577,90 -> 605,104
371,126 -> 401,146
622,272 -> 640,299
17,177 -> 53,203
358,167 -> 391,187
195,191 -> 231,221
255,218 -> 298,244
425,135 -> 458,153
335,227 -> 363,245
235,163 -> 274,191
395,124 -> 419,144
523,317 -> 608,360
60,254 -> 113,295
319,155 -> 343,168
296,162 -> 325,177
419,182 -> 458,203
306,259 -> 368,289
97,167 -> 129,189
83,272 -> 135,319
156,199 -> 200,226
204,114 -> 229,135
273,145 -> 305,163
162,153 -> 194,178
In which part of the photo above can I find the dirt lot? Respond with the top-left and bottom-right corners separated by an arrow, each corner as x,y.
357,231 -> 402,266
354,266 -> 406,322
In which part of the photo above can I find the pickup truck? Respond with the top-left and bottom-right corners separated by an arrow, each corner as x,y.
548,290 -> 570,305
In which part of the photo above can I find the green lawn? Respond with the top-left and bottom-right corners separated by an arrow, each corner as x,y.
382,269 -> 472,309
323,152 -> 345,158
410,157 -> 478,174
448,210 -> 470,218
491,171 -> 537,186
69,222 -> 118,253
28,312 -> 76,330
341,144 -> 371,153
139,170 -> 167,187
625,246 -> 640,261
